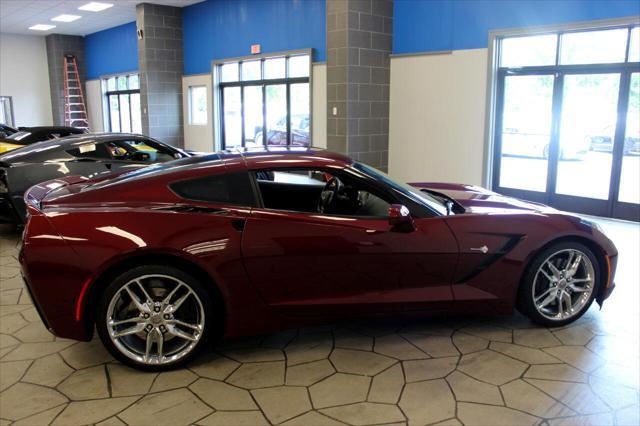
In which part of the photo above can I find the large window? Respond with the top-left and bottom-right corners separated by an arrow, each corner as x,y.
188,86 -> 208,125
491,23 -> 640,221
215,52 -> 311,149
0,96 -> 14,127
103,74 -> 142,134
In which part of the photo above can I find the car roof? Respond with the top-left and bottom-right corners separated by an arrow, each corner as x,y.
221,146 -> 352,168
0,133 -> 157,163
20,126 -> 85,133
76,147 -> 351,192
146,146 -> 352,172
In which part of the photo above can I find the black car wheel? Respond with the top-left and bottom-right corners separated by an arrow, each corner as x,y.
96,265 -> 213,371
518,241 -> 600,327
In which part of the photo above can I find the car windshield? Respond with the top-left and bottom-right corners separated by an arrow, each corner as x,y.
4,131 -> 31,143
352,162 -> 448,216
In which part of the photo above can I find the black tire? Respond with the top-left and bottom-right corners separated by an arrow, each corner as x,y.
96,265 -> 214,371
517,241 -> 601,327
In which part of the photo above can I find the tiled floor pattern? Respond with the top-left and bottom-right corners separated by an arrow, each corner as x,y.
0,218 -> 638,426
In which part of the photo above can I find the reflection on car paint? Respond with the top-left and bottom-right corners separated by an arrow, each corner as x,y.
96,226 -> 147,248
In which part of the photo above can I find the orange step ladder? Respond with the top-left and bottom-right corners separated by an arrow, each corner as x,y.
63,55 -> 89,129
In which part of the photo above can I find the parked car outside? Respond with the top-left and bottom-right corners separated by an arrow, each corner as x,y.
253,114 -> 310,146
587,126 -> 640,156
502,128 -> 590,160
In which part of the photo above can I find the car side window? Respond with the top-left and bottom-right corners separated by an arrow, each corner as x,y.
114,139 -> 180,163
170,172 -> 256,207
254,168 -> 393,218
66,142 -> 113,160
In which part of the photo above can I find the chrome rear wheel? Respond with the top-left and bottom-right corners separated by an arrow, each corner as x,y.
105,274 -> 205,366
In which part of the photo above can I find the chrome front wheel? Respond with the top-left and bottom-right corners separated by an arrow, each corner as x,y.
97,266 -> 211,370
532,249 -> 595,321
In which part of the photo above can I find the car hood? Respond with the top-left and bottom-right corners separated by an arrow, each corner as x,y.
410,182 -> 558,215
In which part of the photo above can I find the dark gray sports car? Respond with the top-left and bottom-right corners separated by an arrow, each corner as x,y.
0,133 -> 189,224
0,126 -> 88,153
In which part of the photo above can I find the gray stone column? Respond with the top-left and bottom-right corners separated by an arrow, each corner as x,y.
136,3 -> 184,147
45,35 -> 86,126
327,0 -> 393,171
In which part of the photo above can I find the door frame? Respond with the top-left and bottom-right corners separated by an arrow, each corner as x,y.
486,19 -> 640,221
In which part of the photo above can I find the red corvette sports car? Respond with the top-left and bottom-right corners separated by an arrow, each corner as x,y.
19,148 -> 617,370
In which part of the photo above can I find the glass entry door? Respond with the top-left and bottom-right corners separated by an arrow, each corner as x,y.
614,72 -> 640,218
549,73 -> 621,216
495,69 -> 639,220
497,74 -> 554,195
493,25 -> 640,221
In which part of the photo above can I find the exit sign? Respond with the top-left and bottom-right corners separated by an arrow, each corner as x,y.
251,44 -> 261,54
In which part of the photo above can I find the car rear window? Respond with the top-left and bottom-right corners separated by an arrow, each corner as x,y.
4,131 -> 31,143
170,171 -> 256,207
82,154 -> 222,191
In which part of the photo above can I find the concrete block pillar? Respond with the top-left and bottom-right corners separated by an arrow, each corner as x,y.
326,0 -> 393,170
136,3 -> 184,147
45,34 -> 86,126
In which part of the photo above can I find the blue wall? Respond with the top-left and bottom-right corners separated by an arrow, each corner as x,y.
183,0 -> 326,75
394,0 -> 640,54
85,22 -> 138,80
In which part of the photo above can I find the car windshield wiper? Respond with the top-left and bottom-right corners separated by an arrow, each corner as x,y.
445,200 -> 454,215
420,188 -> 458,215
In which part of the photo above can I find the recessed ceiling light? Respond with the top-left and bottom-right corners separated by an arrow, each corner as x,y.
51,14 -> 82,23
78,2 -> 114,12
29,24 -> 56,31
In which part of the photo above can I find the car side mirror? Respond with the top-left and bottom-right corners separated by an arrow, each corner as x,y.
388,204 -> 416,232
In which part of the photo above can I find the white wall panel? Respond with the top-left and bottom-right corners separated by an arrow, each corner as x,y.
182,74 -> 214,152
389,49 -> 488,186
85,79 -> 104,132
0,34 -> 53,127
312,63 -> 327,148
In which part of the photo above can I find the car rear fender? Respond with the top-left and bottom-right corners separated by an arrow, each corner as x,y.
20,202 -> 90,341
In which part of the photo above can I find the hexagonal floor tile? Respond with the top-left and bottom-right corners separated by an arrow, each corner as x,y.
0,382 -> 68,421
309,373 -> 370,409
251,386 -> 311,424
403,356 -> 458,382
330,348 -> 395,376
118,388 -> 212,425
457,350 -> 527,385
399,379 -> 455,425
320,402 -> 405,426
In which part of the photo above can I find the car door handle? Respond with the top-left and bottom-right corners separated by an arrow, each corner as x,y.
470,245 -> 489,254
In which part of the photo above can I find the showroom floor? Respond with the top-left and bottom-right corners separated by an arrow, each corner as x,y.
0,218 -> 638,426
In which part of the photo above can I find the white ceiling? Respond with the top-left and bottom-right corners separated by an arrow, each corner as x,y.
0,0 -> 203,36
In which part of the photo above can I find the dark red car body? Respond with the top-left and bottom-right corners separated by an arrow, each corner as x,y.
19,148 -> 617,342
